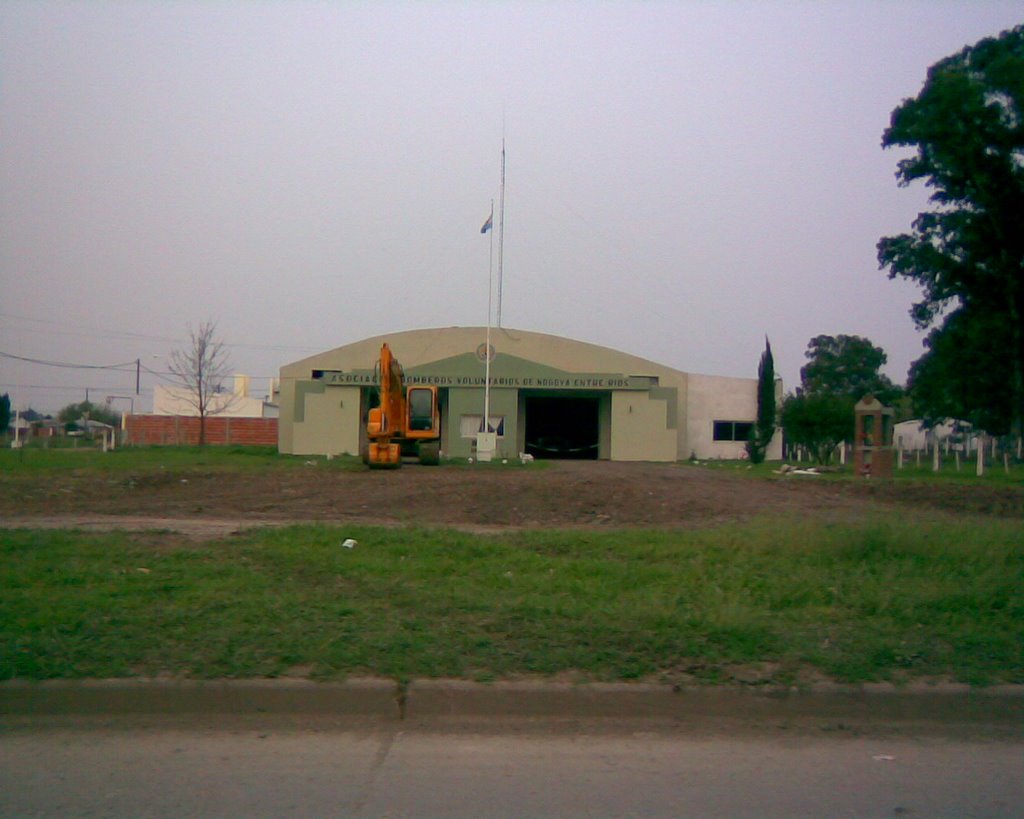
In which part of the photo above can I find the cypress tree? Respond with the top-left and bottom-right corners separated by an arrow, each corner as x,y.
746,337 -> 775,464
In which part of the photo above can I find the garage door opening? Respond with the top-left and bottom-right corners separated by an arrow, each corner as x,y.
525,395 -> 599,459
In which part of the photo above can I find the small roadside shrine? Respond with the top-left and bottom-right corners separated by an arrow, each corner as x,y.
853,395 -> 895,478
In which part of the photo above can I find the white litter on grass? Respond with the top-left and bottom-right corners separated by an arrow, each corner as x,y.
342,538 -> 358,549
872,755 -> 895,761
774,464 -> 821,476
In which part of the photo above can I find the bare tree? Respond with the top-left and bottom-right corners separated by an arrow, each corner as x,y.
169,320 -> 234,446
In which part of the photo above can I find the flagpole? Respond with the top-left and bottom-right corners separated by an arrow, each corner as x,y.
484,198 -> 494,436
496,140 -> 506,328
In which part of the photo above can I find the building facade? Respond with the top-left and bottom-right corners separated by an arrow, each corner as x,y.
278,327 -> 782,462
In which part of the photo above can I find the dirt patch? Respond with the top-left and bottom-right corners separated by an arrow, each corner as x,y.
2,460 -> 1021,536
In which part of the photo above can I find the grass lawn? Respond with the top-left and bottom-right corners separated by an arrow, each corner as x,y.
684,457 -> 1024,487
2,515 -> 1021,686
1,444 -> 1017,484
0,444 -> 363,476
0,444 -> 542,478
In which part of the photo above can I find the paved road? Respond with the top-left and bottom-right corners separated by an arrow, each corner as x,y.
3,716 -> 1022,818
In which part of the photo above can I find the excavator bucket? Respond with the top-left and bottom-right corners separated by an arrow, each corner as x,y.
367,441 -> 401,468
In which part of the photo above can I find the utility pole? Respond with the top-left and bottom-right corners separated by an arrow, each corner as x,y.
136,358 -> 141,395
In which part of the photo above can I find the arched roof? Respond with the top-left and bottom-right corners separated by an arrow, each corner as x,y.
280,326 -> 688,383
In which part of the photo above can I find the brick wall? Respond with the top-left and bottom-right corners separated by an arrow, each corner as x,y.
124,415 -> 278,447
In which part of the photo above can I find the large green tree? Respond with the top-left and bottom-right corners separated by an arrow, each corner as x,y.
780,393 -> 850,466
878,25 -> 1024,436
782,334 -> 900,464
907,309 -> 1013,433
799,334 -> 900,404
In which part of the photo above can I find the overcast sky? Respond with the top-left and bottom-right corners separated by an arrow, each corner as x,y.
2,1 -> 1021,413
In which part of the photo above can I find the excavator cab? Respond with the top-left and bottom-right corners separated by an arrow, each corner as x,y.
407,387 -> 437,432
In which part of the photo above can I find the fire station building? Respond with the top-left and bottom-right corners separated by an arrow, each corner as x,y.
277,326 -> 781,462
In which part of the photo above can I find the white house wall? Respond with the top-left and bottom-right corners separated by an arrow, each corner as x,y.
685,373 -> 783,460
153,385 -> 267,419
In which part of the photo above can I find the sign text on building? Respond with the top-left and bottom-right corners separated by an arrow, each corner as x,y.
318,370 -> 654,390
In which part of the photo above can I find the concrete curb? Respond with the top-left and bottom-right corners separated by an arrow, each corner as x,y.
0,678 -> 399,718
3,679 -> 1023,727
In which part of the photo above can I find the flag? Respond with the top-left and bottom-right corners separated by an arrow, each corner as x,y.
480,211 -> 493,234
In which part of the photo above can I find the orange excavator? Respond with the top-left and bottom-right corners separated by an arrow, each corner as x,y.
364,343 -> 441,468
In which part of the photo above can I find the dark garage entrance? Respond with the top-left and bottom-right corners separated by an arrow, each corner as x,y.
524,395 -> 599,459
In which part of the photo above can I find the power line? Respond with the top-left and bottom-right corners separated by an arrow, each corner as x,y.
0,312 -> 325,354
0,311 -> 187,343
0,350 -> 138,371
0,383 -> 153,393
139,363 -> 179,385
0,312 -> 182,345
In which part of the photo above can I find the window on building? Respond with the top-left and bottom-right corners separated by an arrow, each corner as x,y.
713,420 -> 753,442
460,414 -> 505,438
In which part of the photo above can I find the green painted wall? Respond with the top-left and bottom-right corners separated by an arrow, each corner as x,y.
445,387 -> 520,459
